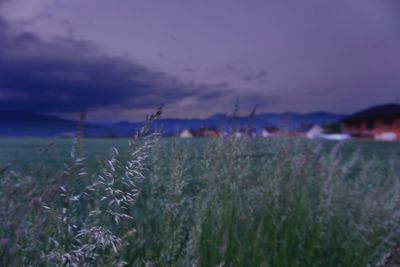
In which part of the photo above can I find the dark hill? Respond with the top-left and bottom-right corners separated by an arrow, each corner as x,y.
0,112 -> 115,137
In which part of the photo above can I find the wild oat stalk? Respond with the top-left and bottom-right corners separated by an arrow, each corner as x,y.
43,107 -> 163,267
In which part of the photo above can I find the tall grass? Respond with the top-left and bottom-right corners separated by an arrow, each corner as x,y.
0,116 -> 399,266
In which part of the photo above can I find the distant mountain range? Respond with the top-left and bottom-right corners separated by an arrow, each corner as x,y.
0,112 -> 346,137
0,112 -> 117,137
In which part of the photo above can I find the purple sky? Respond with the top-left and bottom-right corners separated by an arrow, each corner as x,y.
1,0 -> 400,121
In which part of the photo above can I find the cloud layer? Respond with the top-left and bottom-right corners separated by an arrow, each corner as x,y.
2,0 -> 400,118
0,16 -> 230,115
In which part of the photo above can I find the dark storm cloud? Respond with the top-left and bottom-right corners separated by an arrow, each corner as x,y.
0,23 -> 227,113
243,71 -> 268,82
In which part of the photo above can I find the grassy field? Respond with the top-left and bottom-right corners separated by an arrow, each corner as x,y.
0,135 -> 400,266
1,137 -> 399,167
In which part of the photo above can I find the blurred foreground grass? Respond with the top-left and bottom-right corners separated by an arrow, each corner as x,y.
0,136 -> 399,266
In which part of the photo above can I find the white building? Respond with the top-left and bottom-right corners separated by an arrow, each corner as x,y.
374,132 -> 397,141
180,129 -> 193,138
305,125 -> 324,139
320,133 -> 351,141
261,127 -> 279,138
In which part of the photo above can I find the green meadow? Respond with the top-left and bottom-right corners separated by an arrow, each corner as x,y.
1,135 -> 400,266
2,137 -> 399,166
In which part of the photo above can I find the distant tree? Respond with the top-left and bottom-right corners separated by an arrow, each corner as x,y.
323,122 -> 342,133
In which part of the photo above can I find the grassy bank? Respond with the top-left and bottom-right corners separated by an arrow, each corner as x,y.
0,133 -> 399,266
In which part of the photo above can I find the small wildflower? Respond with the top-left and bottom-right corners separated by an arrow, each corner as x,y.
239,214 -> 249,222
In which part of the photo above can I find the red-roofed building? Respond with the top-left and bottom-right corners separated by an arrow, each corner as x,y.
342,104 -> 400,141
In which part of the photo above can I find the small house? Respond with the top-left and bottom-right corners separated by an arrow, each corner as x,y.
305,125 -> 324,139
232,128 -> 256,138
193,127 -> 219,138
261,126 -> 280,138
180,129 -> 193,138
296,124 -> 324,139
